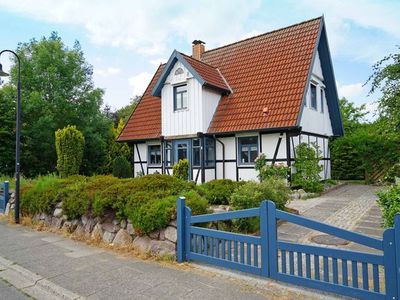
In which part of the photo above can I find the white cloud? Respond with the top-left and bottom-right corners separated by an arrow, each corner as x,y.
337,82 -> 364,99
94,67 -> 121,78
128,72 -> 153,96
0,0 -> 262,56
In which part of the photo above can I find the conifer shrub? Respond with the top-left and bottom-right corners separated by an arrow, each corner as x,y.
55,125 -> 84,178
112,156 -> 132,178
173,159 -> 189,180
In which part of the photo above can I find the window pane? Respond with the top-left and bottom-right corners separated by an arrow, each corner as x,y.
149,145 -> 161,165
176,85 -> 186,93
193,138 -> 200,147
192,148 -> 200,166
205,137 -> 215,167
250,149 -> 258,162
182,91 -> 187,108
240,136 -> 258,145
241,149 -> 249,163
238,136 -> 258,164
311,84 -> 317,109
320,89 -> 324,113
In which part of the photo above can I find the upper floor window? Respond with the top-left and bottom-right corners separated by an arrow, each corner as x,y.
174,84 -> 187,111
320,88 -> 324,113
310,83 -> 317,110
238,136 -> 258,165
148,145 -> 161,165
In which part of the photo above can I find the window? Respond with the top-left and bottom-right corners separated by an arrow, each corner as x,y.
238,136 -> 258,164
174,85 -> 187,111
310,84 -> 317,110
320,88 -> 324,113
165,141 -> 172,166
148,145 -> 161,165
192,138 -> 201,167
176,142 -> 188,161
204,137 -> 215,167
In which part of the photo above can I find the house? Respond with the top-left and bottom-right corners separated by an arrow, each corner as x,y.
117,16 -> 343,183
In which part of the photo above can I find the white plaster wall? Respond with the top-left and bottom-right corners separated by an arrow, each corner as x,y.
216,137 -> 236,160
300,50 -> 333,136
202,88 -> 221,132
238,168 -> 258,181
204,169 -> 216,182
261,133 -> 287,160
161,61 -> 203,137
148,168 -> 162,174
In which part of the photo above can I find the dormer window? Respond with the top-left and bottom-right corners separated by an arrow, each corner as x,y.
174,84 -> 187,111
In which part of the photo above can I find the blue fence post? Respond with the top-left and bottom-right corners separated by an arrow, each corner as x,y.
260,201 -> 269,277
267,201 -> 278,279
395,214 -> 400,300
185,207 -> 192,261
383,226 -> 398,299
177,197 -> 186,263
4,181 -> 9,206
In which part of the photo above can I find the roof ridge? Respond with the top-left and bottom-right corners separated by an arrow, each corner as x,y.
178,51 -> 219,69
203,16 -> 322,55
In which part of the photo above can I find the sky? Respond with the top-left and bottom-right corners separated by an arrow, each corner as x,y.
0,0 -> 399,119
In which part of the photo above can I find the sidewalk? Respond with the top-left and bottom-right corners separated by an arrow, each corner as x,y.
0,220 -> 343,300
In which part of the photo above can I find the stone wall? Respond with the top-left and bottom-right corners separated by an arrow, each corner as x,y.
4,195 -> 177,258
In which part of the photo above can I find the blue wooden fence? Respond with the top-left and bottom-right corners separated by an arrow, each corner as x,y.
177,197 -> 400,300
0,181 -> 9,213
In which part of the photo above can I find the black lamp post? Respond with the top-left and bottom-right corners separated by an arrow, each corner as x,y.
0,50 -> 21,224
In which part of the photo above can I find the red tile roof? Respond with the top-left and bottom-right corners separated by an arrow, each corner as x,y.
179,52 -> 230,92
119,17 -> 322,141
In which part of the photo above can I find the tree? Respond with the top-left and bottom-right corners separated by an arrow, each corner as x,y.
368,47 -> 400,131
339,97 -> 367,134
112,156 -> 132,178
0,85 -> 16,175
2,32 -> 112,176
115,96 -> 140,124
55,125 -> 84,177
102,118 -> 131,174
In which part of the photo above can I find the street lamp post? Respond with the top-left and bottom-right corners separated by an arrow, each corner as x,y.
0,50 -> 21,224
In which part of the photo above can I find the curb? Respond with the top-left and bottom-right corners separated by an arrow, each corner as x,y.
0,256 -> 83,300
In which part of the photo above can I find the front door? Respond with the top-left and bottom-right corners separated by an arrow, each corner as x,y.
173,140 -> 191,179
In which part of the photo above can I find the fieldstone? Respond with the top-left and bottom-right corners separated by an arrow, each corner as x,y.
39,213 -> 47,220
113,229 -> 132,246
84,218 -> 96,234
71,219 -> 80,229
212,207 -> 226,214
127,223 -> 135,236
120,219 -> 127,229
132,236 -> 152,253
112,219 -> 120,226
62,221 -> 73,233
159,228 -> 166,241
149,240 -> 176,256
73,224 -> 85,237
298,189 -> 306,198
91,223 -> 103,240
51,217 -> 64,229
44,215 -> 52,226
102,222 -> 120,233
81,215 -> 89,225
127,219 -> 132,224
149,230 -> 160,240
168,220 -> 177,228
164,226 -> 177,243
56,201 -> 63,208
102,231 -> 116,244
53,208 -> 63,218
4,203 -> 10,216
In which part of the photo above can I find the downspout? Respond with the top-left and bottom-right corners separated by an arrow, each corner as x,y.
214,135 -> 225,179
160,136 -> 165,174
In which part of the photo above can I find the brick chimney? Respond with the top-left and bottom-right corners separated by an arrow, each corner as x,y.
192,40 -> 205,60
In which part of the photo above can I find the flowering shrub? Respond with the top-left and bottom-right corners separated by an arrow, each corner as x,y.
254,153 -> 289,181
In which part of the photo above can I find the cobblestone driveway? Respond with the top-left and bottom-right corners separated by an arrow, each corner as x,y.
279,184 -> 383,254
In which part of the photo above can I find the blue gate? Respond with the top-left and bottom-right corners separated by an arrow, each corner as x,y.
0,181 -> 9,213
177,198 -> 400,300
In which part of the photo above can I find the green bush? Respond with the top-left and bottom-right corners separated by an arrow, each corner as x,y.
183,190 -> 208,215
254,153 -> 288,181
173,159 -> 189,180
112,156 -> 132,178
197,179 -> 240,205
377,185 -> 400,227
55,125 -> 85,178
292,143 -> 323,193
229,179 -> 290,232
